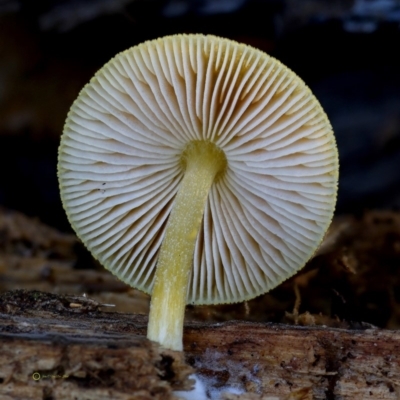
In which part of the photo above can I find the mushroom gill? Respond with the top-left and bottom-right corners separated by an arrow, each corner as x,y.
58,34 -> 339,350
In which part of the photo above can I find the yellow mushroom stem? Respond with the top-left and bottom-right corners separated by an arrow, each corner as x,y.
147,140 -> 227,350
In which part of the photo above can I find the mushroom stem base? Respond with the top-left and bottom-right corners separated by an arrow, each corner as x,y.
147,141 -> 226,351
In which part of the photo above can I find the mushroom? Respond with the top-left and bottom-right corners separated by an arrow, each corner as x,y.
58,34 -> 339,351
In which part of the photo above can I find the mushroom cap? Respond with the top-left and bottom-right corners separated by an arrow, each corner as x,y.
58,34 -> 338,305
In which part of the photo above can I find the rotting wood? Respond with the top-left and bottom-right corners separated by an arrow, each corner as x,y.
184,321 -> 400,399
0,291 -> 192,400
1,290 -> 399,400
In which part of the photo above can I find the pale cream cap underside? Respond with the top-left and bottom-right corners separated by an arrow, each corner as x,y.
58,34 -> 338,305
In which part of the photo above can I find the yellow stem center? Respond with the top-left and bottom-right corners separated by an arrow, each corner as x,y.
147,140 -> 227,350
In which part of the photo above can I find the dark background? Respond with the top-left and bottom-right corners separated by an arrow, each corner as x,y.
1,0 -> 400,232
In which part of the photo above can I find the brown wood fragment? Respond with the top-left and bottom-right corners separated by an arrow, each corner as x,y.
0,292 -> 193,400
1,290 -> 400,400
184,321 -> 400,399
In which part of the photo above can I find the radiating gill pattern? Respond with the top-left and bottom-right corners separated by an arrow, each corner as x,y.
58,34 -> 338,305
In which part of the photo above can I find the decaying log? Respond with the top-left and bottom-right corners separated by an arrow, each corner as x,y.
2,208 -> 400,399
185,322 -> 400,399
1,290 -> 399,400
0,291 -> 193,400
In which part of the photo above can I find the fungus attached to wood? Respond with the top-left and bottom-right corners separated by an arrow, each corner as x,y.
58,34 -> 339,351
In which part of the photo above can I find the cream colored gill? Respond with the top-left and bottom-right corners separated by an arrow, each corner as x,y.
58,34 -> 338,308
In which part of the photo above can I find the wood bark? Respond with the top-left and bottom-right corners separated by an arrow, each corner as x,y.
1,291 -> 399,400
0,291 -> 193,400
